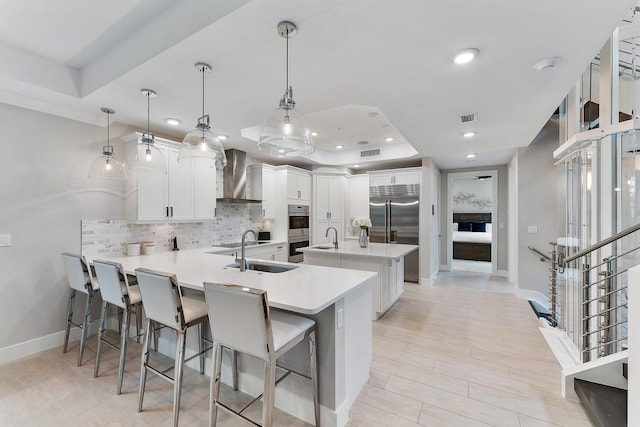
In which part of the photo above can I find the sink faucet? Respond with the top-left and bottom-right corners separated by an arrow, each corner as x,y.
237,229 -> 257,271
325,227 -> 338,249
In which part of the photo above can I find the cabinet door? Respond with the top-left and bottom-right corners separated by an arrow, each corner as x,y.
298,172 -> 311,200
138,146 -> 169,221
272,245 -> 287,262
287,172 -> 300,199
350,175 -> 370,219
315,176 -> 330,220
193,158 -> 216,220
370,173 -> 392,187
262,167 -> 275,218
327,176 -> 342,219
167,148 -> 193,220
394,171 -> 420,185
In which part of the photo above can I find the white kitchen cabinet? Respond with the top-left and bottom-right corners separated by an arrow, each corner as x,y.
313,175 -> 344,244
216,243 -> 288,262
249,164 -> 275,219
124,133 -> 216,222
369,168 -> 420,186
286,168 -> 311,201
349,174 -> 370,220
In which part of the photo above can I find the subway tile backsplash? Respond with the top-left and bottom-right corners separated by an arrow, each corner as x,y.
82,203 -> 265,261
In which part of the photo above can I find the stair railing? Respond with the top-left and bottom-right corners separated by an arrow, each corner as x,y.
556,222 -> 640,362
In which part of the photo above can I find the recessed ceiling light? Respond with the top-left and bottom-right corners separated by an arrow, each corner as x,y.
278,155 -> 285,158
217,134 -> 228,140
463,131 -> 476,138
311,131 -> 319,136
165,118 -> 181,126
336,145 -> 344,149
385,137 -> 394,142
534,57 -> 561,71
278,148 -> 285,153
353,164 -> 360,168
466,153 -> 476,159
454,48 -> 479,64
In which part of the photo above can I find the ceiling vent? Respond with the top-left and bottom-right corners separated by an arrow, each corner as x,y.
460,113 -> 477,123
361,149 -> 381,157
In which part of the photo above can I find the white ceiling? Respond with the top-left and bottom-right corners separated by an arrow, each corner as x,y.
0,0 -> 636,170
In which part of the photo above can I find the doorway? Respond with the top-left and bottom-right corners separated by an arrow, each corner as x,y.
447,170 -> 497,274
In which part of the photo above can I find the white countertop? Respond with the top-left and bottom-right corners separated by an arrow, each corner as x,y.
207,240 -> 288,253
89,247 -> 375,315
298,240 -> 418,259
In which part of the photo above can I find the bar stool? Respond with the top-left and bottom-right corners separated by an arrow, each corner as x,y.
61,252 -> 100,367
203,281 -> 319,427
93,259 -> 143,394
134,268 -> 211,427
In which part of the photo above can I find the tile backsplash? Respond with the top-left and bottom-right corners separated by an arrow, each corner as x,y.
82,203 -> 265,261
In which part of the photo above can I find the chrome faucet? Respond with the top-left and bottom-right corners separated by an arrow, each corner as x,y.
326,227 -> 338,249
237,229 -> 257,271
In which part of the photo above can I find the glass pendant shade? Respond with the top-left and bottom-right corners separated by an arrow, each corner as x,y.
132,89 -> 167,175
258,105 -> 313,156
88,108 -> 127,182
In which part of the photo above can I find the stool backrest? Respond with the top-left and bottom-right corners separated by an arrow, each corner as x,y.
61,252 -> 92,293
203,281 -> 274,362
135,268 -> 184,330
94,260 -> 130,309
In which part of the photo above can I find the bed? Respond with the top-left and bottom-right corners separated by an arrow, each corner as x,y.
453,213 -> 492,262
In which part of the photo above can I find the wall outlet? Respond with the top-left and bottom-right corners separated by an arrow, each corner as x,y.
0,234 -> 11,247
527,226 -> 538,233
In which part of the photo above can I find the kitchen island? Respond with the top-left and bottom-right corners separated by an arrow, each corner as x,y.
299,240 -> 418,319
88,247 -> 375,427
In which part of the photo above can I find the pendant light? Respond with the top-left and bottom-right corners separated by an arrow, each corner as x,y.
178,62 -> 227,169
135,89 -> 167,174
258,20 -> 314,157
88,108 -> 127,181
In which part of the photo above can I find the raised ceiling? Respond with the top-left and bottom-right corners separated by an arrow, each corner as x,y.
0,0 -> 635,170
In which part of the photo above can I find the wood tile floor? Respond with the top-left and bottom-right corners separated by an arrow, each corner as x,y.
0,271 -> 592,426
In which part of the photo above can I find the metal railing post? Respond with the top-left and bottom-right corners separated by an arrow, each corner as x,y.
549,243 -> 558,323
604,257 -> 615,356
582,262 -> 591,363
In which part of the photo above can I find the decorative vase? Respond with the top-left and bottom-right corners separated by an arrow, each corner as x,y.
359,228 -> 368,248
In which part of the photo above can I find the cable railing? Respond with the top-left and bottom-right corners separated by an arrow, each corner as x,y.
552,222 -> 640,363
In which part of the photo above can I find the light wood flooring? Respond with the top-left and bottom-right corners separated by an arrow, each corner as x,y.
0,271 -> 592,426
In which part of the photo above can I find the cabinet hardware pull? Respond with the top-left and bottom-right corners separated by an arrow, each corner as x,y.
166,206 -> 169,217
263,209 -> 265,217
298,190 -> 301,198
170,206 -> 174,217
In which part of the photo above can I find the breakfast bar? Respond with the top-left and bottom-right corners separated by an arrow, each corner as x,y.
89,247 -> 376,427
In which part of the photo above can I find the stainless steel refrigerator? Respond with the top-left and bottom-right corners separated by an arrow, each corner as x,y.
369,184 -> 420,282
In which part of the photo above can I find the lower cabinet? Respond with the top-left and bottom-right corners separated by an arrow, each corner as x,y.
215,244 -> 287,262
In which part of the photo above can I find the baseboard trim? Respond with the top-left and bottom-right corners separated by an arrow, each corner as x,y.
495,269 -> 508,278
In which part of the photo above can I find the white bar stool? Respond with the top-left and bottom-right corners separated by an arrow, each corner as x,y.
134,268 -> 211,427
203,281 -> 319,427
61,252 -> 100,367
93,259 -> 144,394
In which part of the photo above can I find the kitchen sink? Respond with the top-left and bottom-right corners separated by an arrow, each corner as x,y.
226,261 -> 299,273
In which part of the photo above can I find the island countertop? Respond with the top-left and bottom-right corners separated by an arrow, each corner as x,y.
88,247 -> 376,315
298,240 -> 418,259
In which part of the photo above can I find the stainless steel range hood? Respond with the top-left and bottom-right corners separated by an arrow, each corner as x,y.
216,149 -> 262,203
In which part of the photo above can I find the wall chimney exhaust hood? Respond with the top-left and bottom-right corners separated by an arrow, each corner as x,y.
216,149 -> 262,203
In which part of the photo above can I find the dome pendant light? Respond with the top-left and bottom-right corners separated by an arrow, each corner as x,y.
178,62 -> 227,169
136,89 -> 167,174
258,20 -> 314,157
88,108 -> 127,181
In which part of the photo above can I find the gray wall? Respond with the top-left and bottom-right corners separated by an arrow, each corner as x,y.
0,103 -> 127,351
440,165 -> 509,272
516,121 -> 559,296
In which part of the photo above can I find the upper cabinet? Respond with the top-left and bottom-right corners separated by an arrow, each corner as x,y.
286,168 -> 311,201
124,133 -> 216,222
249,164 -> 276,219
348,174 -> 370,220
369,168 -> 421,186
312,174 -> 345,244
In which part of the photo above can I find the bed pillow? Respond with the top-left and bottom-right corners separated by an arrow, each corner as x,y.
457,221 -> 471,231
471,222 -> 486,232
485,223 -> 492,233
452,222 -> 459,231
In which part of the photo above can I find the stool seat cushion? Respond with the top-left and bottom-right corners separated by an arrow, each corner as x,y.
127,285 -> 142,305
182,295 -> 208,325
270,310 -> 315,353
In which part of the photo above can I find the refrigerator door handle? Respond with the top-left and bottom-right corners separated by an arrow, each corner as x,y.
386,200 -> 391,243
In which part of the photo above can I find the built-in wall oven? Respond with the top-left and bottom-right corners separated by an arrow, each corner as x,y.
288,204 -> 309,263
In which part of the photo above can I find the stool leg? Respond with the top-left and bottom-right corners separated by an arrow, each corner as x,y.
117,306 -> 131,395
230,349 -> 238,391
78,291 -> 94,367
137,318 -> 152,413
94,301 -> 109,378
63,289 -> 76,354
198,321 -> 205,374
135,304 -> 142,343
209,343 -> 223,427
172,329 -> 187,427
263,361 -> 276,427
309,330 -> 320,426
